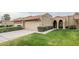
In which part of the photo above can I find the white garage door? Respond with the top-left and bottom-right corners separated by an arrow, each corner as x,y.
25,21 -> 40,31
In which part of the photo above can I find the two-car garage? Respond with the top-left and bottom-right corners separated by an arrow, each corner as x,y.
24,21 -> 41,31
22,16 -> 41,31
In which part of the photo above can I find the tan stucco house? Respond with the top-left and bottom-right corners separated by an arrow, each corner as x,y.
20,12 -> 79,31
22,13 -> 53,31
11,12 -> 79,31
1,12 -> 79,31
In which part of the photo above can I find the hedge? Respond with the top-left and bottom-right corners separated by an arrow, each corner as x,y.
6,25 -> 13,27
0,25 -> 13,28
0,25 -> 5,28
0,26 -> 23,33
65,25 -> 77,29
38,26 -> 53,32
69,25 -> 76,29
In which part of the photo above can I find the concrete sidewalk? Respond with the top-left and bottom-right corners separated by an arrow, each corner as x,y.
0,29 -> 36,42
37,29 -> 56,34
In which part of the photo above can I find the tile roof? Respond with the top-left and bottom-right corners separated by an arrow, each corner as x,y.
23,16 -> 40,21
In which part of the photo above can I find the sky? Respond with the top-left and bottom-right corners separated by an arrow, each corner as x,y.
0,12 -> 75,20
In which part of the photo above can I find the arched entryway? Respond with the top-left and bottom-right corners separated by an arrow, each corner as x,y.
53,20 -> 57,28
59,20 -> 63,28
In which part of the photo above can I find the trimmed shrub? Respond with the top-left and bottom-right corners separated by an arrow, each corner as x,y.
69,25 -> 76,29
6,25 -> 13,27
47,26 -> 53,29
0,25 -> 5,28
66,26 -> 69,29
0,26 -> 23,33
17,25 -> 22,27
38,27 -> 46,32
38,26 -> 53,32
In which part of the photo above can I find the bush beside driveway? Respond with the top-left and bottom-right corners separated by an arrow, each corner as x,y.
0,26 -> 23,33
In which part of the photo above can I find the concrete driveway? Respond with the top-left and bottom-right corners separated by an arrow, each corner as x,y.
0,29 -> 36,42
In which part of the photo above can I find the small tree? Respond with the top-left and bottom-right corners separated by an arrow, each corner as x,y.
3,14 -> 11,20
2,14 -> 11,26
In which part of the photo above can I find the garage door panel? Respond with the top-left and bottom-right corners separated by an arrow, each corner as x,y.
25,21 -> 40,31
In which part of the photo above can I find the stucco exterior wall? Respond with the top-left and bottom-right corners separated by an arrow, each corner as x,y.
40,14 -> 53,27
53,16 -> 65,22
68,16 -> 76,26
0,23 -> 2,26
73,15 -> 79,29
65,16 -> 69,27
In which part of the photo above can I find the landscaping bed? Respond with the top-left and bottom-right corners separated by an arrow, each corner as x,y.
0,29 -> 79,46
38,26 -> 53,32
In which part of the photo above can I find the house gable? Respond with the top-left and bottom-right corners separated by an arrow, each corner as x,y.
40,13 -> 53,27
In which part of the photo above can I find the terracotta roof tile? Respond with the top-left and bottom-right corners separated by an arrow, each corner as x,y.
24,16 -> 40,20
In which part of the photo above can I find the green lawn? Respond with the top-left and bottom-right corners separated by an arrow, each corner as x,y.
0,29 -> 79,46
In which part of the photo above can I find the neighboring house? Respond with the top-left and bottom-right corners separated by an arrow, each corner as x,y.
1,20 -> 14,26
0,20 -> 14,26
13,18 -> 24,27
0,17 -> 24,27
